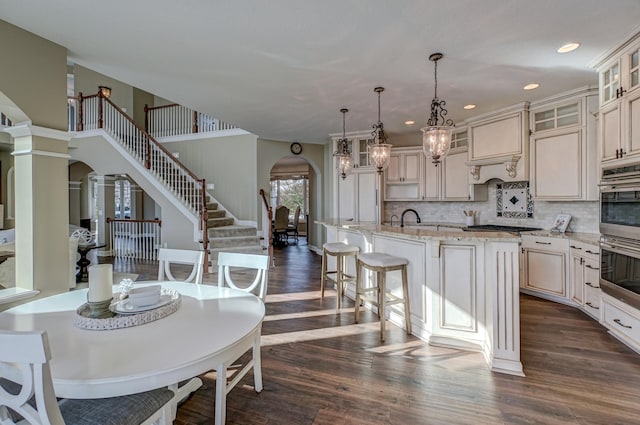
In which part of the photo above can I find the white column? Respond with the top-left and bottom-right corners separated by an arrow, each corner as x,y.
93,175 -> 116,254
7,124 -> 71,294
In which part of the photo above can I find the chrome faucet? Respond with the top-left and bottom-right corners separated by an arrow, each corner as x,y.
400,209 -> 421,227
390,214 -> 399,227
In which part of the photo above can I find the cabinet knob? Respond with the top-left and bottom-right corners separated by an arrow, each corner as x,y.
570,245 -> 581,250
586,302 -> 600,310
585,250 -> 598,255
585,264 -> 599,271
535,241 -> 552,245
585,282 -> 600,288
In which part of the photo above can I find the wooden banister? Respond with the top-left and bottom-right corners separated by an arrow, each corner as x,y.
259,189 -> 273,249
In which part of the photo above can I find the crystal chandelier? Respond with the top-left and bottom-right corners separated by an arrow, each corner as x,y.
422,53 -> 454,166
369,86 -> 392,174
333,108 -> 353,180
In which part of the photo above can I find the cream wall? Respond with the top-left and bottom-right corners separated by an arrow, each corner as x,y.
133,88 -> 155,129
163,133 -> 259,223
73,65 -> 135,115
257,139 -> 325,249
0,20 -> 67,130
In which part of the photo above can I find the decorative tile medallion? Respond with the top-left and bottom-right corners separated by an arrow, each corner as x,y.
496,181 -> 533,218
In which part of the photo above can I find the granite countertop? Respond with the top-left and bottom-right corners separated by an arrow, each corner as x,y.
318,219 -> 602,245
316,219 -> 519,242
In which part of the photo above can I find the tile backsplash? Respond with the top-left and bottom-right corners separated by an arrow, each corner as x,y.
385,181 -> 598,233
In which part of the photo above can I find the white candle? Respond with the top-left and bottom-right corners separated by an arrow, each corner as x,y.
88,264 -> 113,302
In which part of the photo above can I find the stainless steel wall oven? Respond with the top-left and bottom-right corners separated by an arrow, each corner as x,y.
600,163 -> 640,309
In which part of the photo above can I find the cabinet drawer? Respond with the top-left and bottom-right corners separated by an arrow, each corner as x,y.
522,236 -> 569,252
602,298 -> 640,343
569,241 -> 600,262
584,285 -> 601,319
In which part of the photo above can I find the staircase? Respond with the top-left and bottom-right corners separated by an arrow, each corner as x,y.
76,90 -> 263,267
205,202 -> 262,262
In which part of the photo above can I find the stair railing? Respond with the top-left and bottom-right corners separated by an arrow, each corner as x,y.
107,217 -> 162,260
259,188 -> 273,248
144,103 -> 236,138
78,90 -> 209,270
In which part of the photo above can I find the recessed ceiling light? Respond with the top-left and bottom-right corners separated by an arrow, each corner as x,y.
523,83 -> 540,90
404,120 -> 415,125
557,42 -> 580,53
463,104 -> 476,110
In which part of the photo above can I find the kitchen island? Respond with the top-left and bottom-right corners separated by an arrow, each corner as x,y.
318,219 -> 523,376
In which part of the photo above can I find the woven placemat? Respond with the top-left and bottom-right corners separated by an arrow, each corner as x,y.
74,289 -> 181,330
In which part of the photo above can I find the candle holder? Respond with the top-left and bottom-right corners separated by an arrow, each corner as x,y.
86,298 -> 115,319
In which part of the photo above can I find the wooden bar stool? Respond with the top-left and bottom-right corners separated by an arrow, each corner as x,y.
355,252 -> 411,341
320,242 -> 360,309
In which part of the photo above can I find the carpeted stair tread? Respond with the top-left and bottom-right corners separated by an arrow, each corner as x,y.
208,235 -> 261,249
207,210 -> 226,218
207,217 -> 235,228
208,225 -> 258,238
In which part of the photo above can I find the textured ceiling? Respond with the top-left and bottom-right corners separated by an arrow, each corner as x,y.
1,0 -> 640,143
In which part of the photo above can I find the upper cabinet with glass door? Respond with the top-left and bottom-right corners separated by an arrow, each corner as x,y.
595,31 -> 640,165
330,130 -> 375,171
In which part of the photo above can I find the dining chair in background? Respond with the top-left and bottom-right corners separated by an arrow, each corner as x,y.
272,205 -> 290,246
0,330 -> 175,425
286,205 -> 301,244
157,247 -> 205,284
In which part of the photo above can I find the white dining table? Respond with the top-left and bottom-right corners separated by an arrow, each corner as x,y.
0,281 -> 265,425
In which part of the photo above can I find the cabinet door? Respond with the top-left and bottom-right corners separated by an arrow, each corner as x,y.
403,152 -> 421,183
337,173 -> 356,220
570,254 -> 584,305
531,130 -> 582,199
624,89 -> 640,158
523,249 -> 566,296
600,102 -> 621,162
356,172 -> 377,222
442,150 -> 470,200
386,154 -> 401,183
423,160 -> 440,200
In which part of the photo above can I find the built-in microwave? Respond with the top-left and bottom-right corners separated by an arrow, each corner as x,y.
600,235 -> 640,310
600,163 -> 640,240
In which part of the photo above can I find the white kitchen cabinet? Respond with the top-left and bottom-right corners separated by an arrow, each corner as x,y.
529,87 -> 599,201
467,103 -> 530,183
521,235 -> 569,299
569,241 -> 601,319
596,34 -> 640,165
335,169 -> 379,223
385,147 -> 423,201
330,130 -> 375,170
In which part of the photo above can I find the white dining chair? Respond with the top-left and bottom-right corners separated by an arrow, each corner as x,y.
214,251 -> 269,424
157,247 -> 205,284
217,251 -> 270,300
0,330 -> 175,425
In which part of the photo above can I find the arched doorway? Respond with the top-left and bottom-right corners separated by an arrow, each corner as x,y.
269,156 -> 311,245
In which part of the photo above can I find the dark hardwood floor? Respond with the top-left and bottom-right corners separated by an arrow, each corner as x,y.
108,241 -> 640,425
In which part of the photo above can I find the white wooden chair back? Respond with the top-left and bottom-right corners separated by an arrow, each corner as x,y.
157,248 -> 205,284
217,252 -> 270,300
0,330 -> 66,425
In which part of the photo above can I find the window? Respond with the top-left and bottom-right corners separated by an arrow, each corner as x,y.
270,177 -> 308,219
114,179 -> 131,219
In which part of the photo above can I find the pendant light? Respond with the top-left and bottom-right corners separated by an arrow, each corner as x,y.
333,108 -> 353,180
369,86 -> 392,174
422,53 -> 454,166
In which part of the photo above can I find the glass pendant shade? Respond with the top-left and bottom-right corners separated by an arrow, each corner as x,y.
336,151 -> 354,180
369,143 -> 392,173
422,125 -> 453,165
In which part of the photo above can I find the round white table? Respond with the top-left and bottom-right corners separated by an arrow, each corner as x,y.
0,281 -> 265,425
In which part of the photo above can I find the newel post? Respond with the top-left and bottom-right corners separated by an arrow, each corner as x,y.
97,89 -> 104,129
200,178 -> 209,274
77,92 -> 84,131
192,110 -> 198,134
144,104 -> 149,133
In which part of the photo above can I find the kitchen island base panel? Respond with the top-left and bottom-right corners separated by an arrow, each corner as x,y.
319,220 -> 523,376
